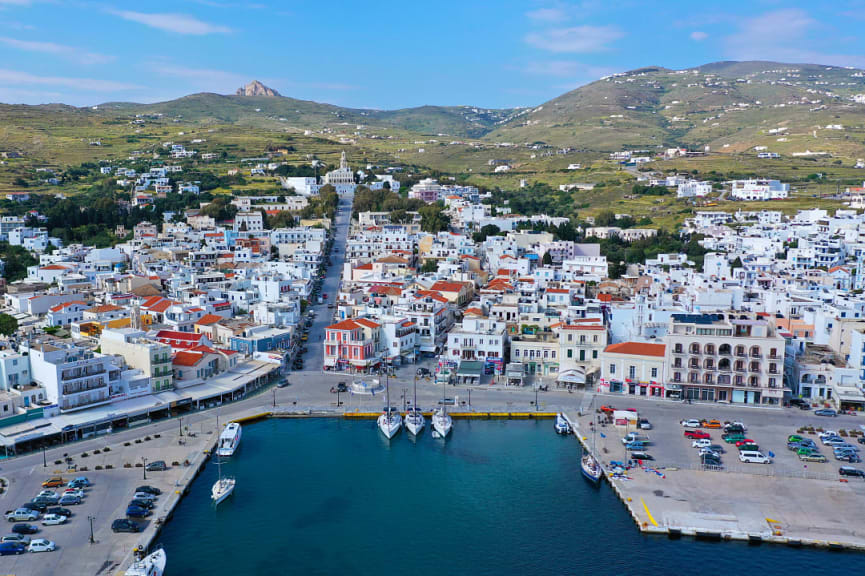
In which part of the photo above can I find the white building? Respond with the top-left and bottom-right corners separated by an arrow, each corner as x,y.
730,179 -> 789,201
677,181 -> 712,198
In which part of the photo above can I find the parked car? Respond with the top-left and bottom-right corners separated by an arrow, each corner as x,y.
734,439 -> 756,447
1,534 -> 31,546
20,502 -> 47,513
707,444 -> 726,454
630,451 -> 654,461
41,477 -> 64,488
11,524 -> 38,535
724,422 -> 747,433
797,447 -> 821,456
836,453 -> 862,463
28,538 -> 56,553
129,499 -> 154,510
144,461 -> 167,472
815,409 -> 837,417
625,441 -> 647,451
684,430 -> 711,439
692,439 -> 712,449
859,436 -> 865,445
31,497 -> 59,508
57,495 -> 81,506
35,490 -> 57,500
789,398 -> 808,408
135,486 -> 162,496
787,435 -> 804,443
699,448 -> 723,459
125,506 -> 150,519
111,519 -> 141,533
799,452 -> 827,463
67,477 -> 90,488
839,466 -> 865,477
702,419 -> 722,429
823,437 -> 847,447
62,489 -> 85,500
46,508 -> 71,518
0,542 -> 26,556
416,368 -> 431,377
722,434 -> 746,444
40,514 -> 66,526
622,433 -> 650,445
680,419 -> 702,428
737,444 -> 760,453
132,492 -> 156,503
5,509 -> 39,522
638,418 -> 652,430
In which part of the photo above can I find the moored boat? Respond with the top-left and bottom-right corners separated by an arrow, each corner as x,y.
555,413 -> 571,435
377,407 -> 402,439
216,422 -> 242,457
432,408 -> 452,438
125,548 -> 166,576
581,452 -> 602,484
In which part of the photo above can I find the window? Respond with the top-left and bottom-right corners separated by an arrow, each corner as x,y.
592,350 -> 598,359
609,364 -> 616,375
567,349 -> 573,358
579,350 -> 585,361
651,367 -> 658,378
628,366 -> 636,379
515,349 -> 520,357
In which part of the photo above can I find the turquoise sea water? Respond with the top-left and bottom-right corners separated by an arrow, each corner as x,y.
158,419 -> 865,575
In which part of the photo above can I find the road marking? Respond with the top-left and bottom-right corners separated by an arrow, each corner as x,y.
641,497 -> 658,527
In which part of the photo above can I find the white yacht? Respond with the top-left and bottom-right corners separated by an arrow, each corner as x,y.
125,548 -> 166,576
216,422 -> 242,457
432,408 -> 452,438
377,376 -> 402,439
405,408 -> 425,436
405,375 -> 425,436
377,407 -> 402,439
211,455 -> 235,506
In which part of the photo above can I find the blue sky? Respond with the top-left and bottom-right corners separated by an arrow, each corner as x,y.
1,0 -> 864,109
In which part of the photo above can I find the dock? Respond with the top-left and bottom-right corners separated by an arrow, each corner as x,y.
564,412 -> 865,552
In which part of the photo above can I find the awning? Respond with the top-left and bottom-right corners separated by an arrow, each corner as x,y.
557,368 -> 586,385
457,360 -> 484,378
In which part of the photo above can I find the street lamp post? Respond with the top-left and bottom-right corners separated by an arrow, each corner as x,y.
179,416 -> 183,437
467,388 -> 471,410
142,457 -> 147,480
87,515 -> 95,544
272,388 -> 277,408
535,385 -> 539,412
42,444 -> 47,468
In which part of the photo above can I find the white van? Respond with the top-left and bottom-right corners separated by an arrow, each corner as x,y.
738,450 -> 771,464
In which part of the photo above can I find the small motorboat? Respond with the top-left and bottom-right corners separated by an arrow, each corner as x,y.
125,547 -> 166,576
555,413 -> 571,435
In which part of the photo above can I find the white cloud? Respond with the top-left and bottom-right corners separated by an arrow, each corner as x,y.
110,11 -> 231,35
723,9 -> 865,67
0,69 -> 142,91
0,36 -> 113,65
690,31 -> 708,41
526,8 -> 568,23
525,25 -> 623,53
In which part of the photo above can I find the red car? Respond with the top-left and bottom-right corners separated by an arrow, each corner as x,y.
735,439 -> 756,447
684,430 -> 711,439
600,405 -> 615,414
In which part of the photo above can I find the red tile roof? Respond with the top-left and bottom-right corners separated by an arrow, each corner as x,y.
430,281 -> 466,293
327,319 -> 363,331
195,314 -> 223,326
49,300 -> 87,313
604,342 -> 666,357
173,351 -> 203,367
354,318 -> 380,329
86,304 -> 124,314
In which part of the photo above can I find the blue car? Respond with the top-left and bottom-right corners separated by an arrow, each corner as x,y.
815,409 -> 837,417
125,505 -> 150,519
0,542 -> 26,556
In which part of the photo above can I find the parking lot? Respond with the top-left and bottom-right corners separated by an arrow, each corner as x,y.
0,424 -> 214,574
591,400 -> 865,480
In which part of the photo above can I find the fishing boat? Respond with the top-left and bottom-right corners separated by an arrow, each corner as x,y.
377,375 -> 402,439
125,547 -> 166,576
216,422 -> 242,457
581,452 -> 602,484
555,413 -> 571,435
211,454 -> 235,506
405,374 -> 425,436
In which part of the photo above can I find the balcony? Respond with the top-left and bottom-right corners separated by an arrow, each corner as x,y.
673,348 -> 686,355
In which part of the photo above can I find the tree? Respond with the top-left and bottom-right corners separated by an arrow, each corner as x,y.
730,257 -> 744,269
542,252 -> 553,266
595,210 -> 617,227
0,313 -> 18,336
420,259 -> 438,273
472,223 -> 500,243
419,203 -> 450,233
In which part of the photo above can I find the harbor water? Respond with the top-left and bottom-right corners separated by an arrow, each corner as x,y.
158,419 -> 865,575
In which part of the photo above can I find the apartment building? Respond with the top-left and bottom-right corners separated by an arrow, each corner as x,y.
99,328 -> 174,393
664,313 -> 785,405
25,341 -> 120,412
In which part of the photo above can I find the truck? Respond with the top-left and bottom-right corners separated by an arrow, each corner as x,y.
621,432 -> 650,445
5,509 -> 39,522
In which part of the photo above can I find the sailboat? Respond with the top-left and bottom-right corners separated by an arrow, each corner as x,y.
377,370 -> 402,439
432,376 -> 452,438
405,374 -> 425,436
125,547 -> 166,576
581,409 -> 602,485
211,453 -> 235,505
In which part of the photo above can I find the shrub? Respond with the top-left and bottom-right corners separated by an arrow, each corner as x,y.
95,465 -> 103,470
81,452 -> 88,458
103,447 -> 110,452
54,460 -> 62,465
124,442 -> 131,447
105,464 -> 113,469
124,463 -> 132,468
